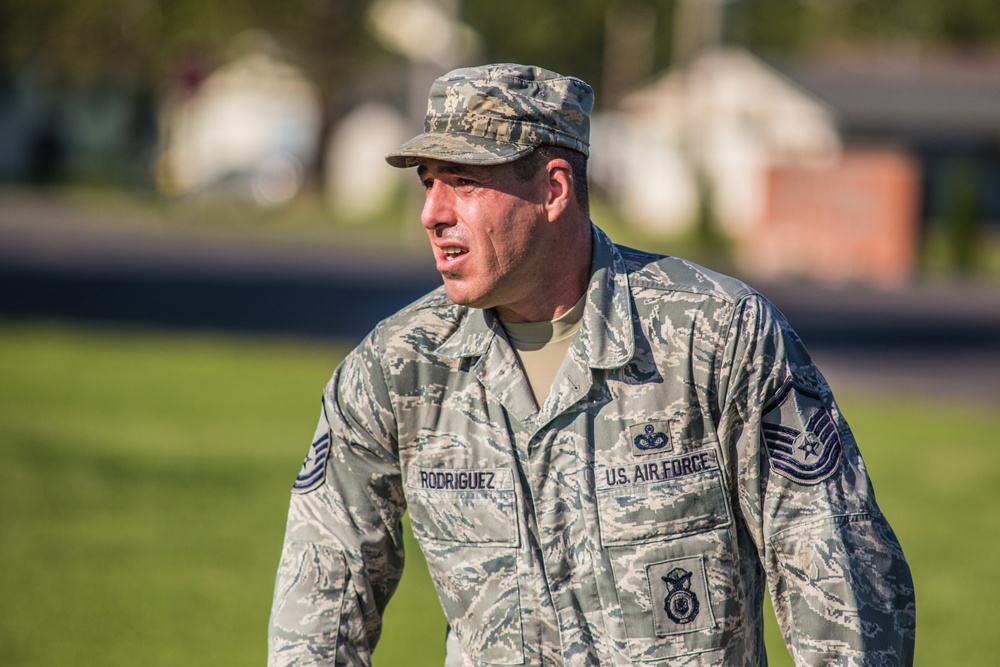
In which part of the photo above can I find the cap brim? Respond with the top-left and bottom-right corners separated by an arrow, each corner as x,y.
385,132 -> 534,168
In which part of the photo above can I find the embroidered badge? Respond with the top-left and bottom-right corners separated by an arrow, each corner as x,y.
761,381 -> 842,485
647,557 -> 716,636
293,432 -> 331,494
628,421 -> 672,456
663,568 -> 700,625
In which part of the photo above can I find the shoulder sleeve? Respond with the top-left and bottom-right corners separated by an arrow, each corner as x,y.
717,293 -> 916,666
269,326 -> 404,667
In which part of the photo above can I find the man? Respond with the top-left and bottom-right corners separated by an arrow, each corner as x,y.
269,63 -> 915,666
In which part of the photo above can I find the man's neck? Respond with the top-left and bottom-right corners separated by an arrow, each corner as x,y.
496,220 -> 592,323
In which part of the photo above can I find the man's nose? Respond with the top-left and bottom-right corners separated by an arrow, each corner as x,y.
420,181 -> 456,231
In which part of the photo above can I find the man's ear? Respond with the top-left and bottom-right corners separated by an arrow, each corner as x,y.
543,158 -> 573,222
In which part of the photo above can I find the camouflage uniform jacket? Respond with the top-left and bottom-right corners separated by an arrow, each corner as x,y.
269,225 -> 916,667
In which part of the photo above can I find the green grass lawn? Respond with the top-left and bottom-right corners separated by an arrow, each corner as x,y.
0,321 -> 995,665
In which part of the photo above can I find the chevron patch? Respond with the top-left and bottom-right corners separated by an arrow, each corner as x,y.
761,381 -> 842,485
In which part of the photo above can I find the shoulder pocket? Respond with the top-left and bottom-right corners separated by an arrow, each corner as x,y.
269,541 -> 347,659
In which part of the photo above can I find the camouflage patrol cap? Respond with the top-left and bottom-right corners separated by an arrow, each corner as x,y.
385,63 -> 593,168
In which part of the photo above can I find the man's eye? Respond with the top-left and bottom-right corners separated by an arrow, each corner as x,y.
454,178 -> 476,188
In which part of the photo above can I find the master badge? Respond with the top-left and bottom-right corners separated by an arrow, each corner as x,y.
293,432 -> 330,493
628,421 -> 672,456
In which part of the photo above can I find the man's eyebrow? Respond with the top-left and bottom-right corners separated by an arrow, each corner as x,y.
417,163 -> 482,180
438,164 -> 477,176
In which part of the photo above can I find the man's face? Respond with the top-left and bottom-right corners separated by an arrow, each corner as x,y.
417,159 -> 549,318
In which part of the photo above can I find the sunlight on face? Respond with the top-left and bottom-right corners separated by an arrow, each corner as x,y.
418,160 -> 550,316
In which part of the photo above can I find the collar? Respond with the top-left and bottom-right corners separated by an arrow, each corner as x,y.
435,224 -> 635,369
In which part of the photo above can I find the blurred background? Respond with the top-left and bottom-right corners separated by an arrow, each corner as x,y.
2,0 -> 999,665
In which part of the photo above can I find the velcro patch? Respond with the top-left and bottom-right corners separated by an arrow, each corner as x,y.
629,420 -> 672,455
761,381 -> 842,485
647,556 -> 716,636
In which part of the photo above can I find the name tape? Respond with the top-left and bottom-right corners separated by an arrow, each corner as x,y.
407,466 -> 514,492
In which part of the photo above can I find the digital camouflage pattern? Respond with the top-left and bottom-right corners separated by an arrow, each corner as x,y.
385,63 -> 593,168
268,225 -> 915,666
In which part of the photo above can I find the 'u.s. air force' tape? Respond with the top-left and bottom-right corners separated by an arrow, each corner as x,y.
596,449 -> 719,490
761,380 -> 842,485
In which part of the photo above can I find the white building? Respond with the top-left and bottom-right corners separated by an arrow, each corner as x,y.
161,32 -> 322,205
592,48 -> 842,237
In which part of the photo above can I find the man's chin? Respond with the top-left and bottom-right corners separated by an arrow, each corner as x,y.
442,281 -> 492,310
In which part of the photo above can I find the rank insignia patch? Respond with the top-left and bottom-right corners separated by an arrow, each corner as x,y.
293,432 -> 331,494
629,421 -> 672,456
761,381 -> 842,485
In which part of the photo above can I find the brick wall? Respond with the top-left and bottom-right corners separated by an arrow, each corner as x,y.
735,148 -> 921,288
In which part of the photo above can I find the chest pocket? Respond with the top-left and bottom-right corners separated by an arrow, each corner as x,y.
405,466 -> 524,665
595,448 -> 730,546
406,466 -> 518,546
595,448 -> 736,664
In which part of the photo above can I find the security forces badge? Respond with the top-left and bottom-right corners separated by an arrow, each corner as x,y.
647,556 -> 716,636
761,380 -> 842,485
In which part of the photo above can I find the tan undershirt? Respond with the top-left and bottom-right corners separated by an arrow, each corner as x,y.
501,295 -> 587,408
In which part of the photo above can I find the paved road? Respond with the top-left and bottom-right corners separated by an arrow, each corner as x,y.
758,281 -> 1000,403
0,194 -> 441,339
3,194 -> 999,402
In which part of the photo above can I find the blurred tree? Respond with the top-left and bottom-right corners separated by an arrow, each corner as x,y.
944,158 -> 984,275
238,0 -> 392,189
4,0 -> 1000,186
459,0 -> 999,105
732,0 -> 808,54
460,0 -> 609,94
8,0 -> 1000,91
0,0 -> 388,188
732,0 -> 1000,53
460,0 -> 680,106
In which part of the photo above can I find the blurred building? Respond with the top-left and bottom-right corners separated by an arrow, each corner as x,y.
592,48 -> 842,238
739,147 -> 922,287
595,47 -> 1000,287
324,102 -> 409,221
780,49 -> 1000,233
159,31 -> 321,206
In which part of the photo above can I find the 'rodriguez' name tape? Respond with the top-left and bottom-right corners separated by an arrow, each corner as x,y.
407,466 -> 515,492
596,449 -> 719,490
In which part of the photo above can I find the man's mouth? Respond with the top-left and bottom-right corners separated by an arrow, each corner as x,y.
441,246 -> 468,262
